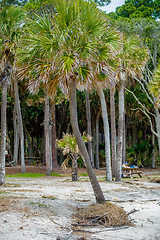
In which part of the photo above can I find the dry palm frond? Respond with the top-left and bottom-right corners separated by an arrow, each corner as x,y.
61,158 -> 69,171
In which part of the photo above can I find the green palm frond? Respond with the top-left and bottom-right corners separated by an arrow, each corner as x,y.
0,6 -> 24,44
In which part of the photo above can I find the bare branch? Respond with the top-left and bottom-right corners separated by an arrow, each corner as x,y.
134,77 -> 154,105
125,88 -> 155,118
131,108 -> 159,138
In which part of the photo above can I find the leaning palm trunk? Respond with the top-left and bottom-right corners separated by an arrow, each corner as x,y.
116,81 -> 125,181
85,91 -> 94,167
13,73 -> 25,173
110,87 -> 117,178
13,103 -> 19,166
44,93 -> 52,175
69,79 -> 105,203
97,88 -> 112,181
0,81 -> 8,185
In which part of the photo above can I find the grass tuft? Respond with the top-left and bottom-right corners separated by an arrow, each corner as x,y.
50,172 -> 64,177
6,173 -> 45,178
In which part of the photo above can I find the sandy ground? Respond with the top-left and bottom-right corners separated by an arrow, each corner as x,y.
0,167 -> 160,240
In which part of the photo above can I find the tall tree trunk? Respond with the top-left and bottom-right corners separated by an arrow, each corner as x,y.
152,130 -> 155,168
122,115 -> 126,164
44,93 -> 51,175
116,82 -> 124,182
69,80 -> 105,203
85,91 -> 94,167
72,154 -> 78,181
155,108 -> 160,155
110,87 -> 116,178
0,81 -> 8,185
95,111 -> 100,169
51,102 -> 58,168
13,103 -> 19,166
13,74 -> 25,173
98,88 -> 112,181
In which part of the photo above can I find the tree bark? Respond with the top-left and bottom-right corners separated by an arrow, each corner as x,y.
85,91 -> 94,167
13,74 -> 25,173
13,103 -> 19,166
72,154 -> 78,181
122,115 -> 126,164
0,81 -> 8,185
152,130 -> 155,168
155,108 -> 160,155
98,88 -> 112,181
51,102 -> 58,168
95,111 -> 100,169
116,82 -> 124,181
69,79 -> 105,203
44,93 -> 52,175
110,87 -> 116,178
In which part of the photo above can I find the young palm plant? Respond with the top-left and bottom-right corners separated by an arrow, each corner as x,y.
57,133 -> 91,181
17,0 -> 111,202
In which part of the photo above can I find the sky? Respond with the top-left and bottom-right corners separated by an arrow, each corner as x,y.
100,0 -> 125,13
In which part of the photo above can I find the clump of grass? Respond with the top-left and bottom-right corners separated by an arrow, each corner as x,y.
50,172 -> 64,177
80,173 -> 88,177
6,173 -> 45,178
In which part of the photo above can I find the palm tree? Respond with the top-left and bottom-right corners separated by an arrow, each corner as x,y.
115,36 -> 149,181
17,0 -> 110,202
90,29 -> 120,181
0,6 -> 25,184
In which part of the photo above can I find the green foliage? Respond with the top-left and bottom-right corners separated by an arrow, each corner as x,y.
6,173 -> 45,178
50,172 -> 64,177
115,0 -> 159,19
56,133 -> 91,156
126,140 -> 153,167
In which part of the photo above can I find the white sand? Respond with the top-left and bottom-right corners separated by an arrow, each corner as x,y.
0,175 -> 160,240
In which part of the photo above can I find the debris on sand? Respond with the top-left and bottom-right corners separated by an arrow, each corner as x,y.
149,177 -> 160,183
73,202 -> 132,228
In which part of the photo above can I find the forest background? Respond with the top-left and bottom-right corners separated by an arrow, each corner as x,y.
0,0 -> 160,199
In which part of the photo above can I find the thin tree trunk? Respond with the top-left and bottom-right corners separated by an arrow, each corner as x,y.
72,154 -> 78,181
0,81 -> 8,185
98,88 -> 112,181
51,102 -> 58,168
44,93 -> 51,175
152,130 -> 155,168
85,91 -> 94,167
95,111 -> 100,169
155,108 -> 160,155
110,87 -> 116,178
13,103 -> 19,166
116,82 -> 124,182
122,115 -> 126,164
69,80 -> 105,203
13,74 -> 25,173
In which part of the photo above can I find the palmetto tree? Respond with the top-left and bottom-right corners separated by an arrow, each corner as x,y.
115,35 -> 149,181
0,6 -> 25,184
89,29 -> 120,181
17,0 -> 113,202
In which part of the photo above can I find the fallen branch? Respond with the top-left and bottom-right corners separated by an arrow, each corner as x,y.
127,209 -> 139,215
